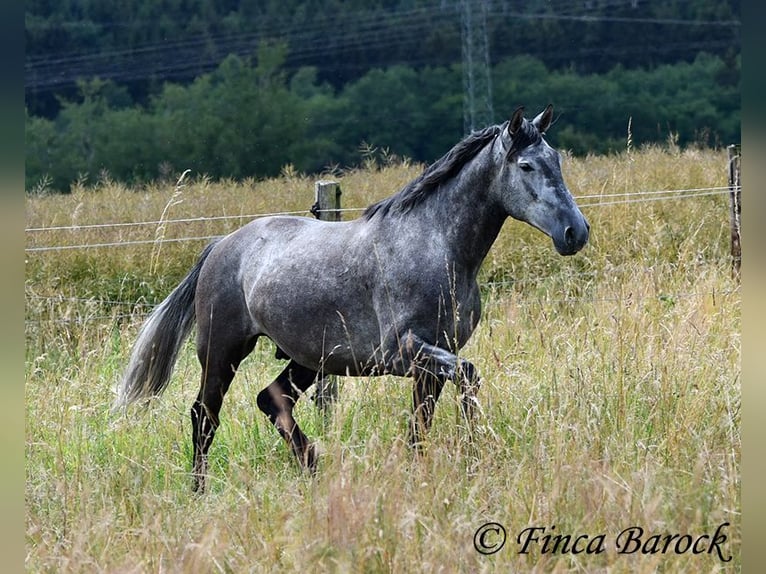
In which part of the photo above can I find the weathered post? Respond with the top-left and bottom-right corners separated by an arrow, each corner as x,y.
310,180 -> 342,412
728,145 -> 741,281
311,180 -> 342,222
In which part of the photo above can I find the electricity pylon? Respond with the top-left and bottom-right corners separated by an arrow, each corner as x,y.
460,0 -> 494,133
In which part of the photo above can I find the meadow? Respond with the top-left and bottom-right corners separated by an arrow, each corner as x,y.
25,145 -> 740,572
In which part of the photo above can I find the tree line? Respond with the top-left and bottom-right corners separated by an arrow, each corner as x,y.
25,0 -> 740,192
25,43 -> 739,193
26,0 -> 740,118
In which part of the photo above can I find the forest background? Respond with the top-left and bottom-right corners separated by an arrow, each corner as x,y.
25,0 -> 741,192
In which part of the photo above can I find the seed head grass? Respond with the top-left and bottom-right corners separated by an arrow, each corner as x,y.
26,145 -> 739,572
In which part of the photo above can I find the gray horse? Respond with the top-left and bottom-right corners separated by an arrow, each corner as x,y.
116,105 -> 589,492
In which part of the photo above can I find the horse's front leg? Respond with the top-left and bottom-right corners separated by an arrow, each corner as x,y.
409,368 -> 445,449
455,359 -> 481,427
389,334 -> 483,447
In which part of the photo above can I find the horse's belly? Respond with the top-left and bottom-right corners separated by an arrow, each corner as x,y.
247,270 -> 383,374
267,314 -> 383,375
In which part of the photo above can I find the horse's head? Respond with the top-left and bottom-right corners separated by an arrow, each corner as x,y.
496,105 -> 589,256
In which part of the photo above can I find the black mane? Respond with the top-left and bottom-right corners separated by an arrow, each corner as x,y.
363,118 -> 542,220
363,124 -> 501,220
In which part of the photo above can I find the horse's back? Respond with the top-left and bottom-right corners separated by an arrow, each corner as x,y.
197,215 -> 381,372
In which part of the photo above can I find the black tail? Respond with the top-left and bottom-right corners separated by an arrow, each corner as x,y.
114,240 -> 219,408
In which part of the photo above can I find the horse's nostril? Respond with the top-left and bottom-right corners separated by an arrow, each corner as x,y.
564,226 -> 574,246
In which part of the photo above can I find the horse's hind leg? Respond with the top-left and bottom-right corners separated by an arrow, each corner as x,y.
256,360 -> 319,470
191,334 -> 257,493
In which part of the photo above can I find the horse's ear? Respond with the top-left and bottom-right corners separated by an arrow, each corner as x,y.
508,106 -> 525,136
532,104 -> 554,134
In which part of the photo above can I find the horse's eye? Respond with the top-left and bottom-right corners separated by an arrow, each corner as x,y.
518,162 -> 534,172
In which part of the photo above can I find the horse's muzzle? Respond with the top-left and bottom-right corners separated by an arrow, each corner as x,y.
554,216 -> 590,256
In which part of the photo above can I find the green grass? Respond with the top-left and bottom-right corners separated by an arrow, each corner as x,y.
25,145 -> 740,572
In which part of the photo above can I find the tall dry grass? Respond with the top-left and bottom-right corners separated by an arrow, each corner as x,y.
25,145 -> 739,572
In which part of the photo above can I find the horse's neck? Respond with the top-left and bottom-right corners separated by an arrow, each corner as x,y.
418,154 -> 506,277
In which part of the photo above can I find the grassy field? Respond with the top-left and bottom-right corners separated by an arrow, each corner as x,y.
25,145 -> 740,572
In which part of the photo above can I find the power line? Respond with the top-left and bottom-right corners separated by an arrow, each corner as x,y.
25,3 -> 740,94
25,5 -> 454,88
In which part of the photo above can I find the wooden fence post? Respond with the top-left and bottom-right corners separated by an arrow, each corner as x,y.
310,180 -> 341,412
311,180 -> 342,222
728,145 -> 741,281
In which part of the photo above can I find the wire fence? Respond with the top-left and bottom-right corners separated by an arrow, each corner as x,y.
25,181 -> 740,326
24,209 -> 311,233
24,184 -> 735,254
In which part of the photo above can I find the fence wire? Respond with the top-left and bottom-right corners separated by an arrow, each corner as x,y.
25,184 -> 736,254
